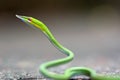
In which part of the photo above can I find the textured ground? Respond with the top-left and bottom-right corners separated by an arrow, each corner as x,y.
0,10 -> 120,79
0,26 -> 120,80
0,55 -> 120,80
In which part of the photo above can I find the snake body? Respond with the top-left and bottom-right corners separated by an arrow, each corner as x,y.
16,15 -> 120,80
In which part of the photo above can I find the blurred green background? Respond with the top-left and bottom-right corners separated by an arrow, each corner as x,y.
0,0 -> 120,73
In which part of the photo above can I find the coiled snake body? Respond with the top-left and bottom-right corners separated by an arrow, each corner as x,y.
16,15 -> 120,80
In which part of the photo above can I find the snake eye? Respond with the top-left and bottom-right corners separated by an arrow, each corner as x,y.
28,18 -> 32,22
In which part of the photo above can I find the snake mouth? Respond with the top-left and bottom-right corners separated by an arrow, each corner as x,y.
16,15 -> 32,23
16,15 -> 24,21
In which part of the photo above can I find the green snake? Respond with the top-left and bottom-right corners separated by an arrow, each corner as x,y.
16,15 -> 120,80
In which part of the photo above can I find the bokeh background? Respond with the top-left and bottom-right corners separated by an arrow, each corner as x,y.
0,0 -> 120,78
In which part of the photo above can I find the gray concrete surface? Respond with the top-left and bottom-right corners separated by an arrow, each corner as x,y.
0,0 -> 120,79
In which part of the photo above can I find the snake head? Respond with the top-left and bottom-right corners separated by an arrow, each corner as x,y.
16,15 -> 48,33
